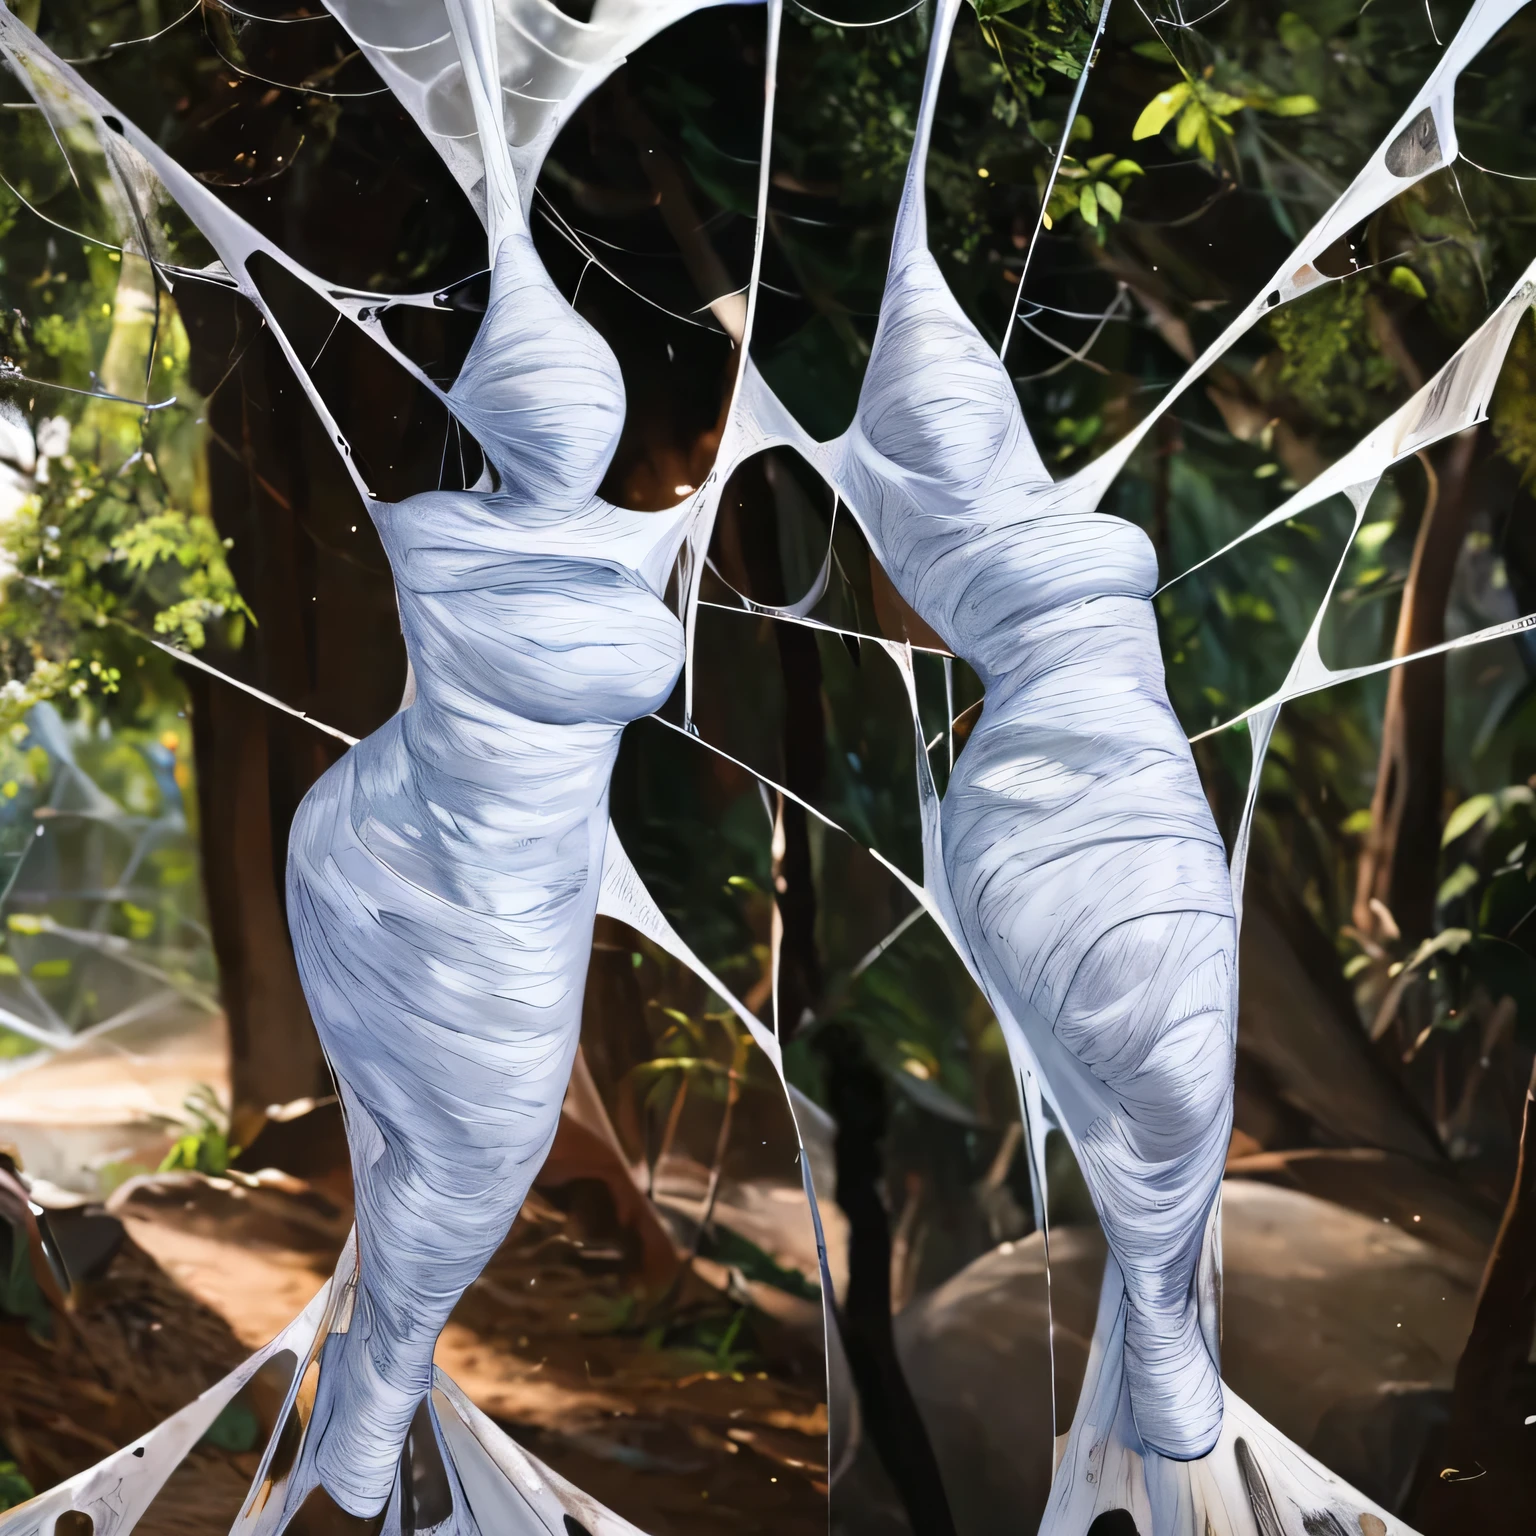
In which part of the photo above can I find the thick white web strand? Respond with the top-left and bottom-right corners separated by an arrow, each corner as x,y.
683,0 -> 1536,932
13,0 -> 1527,1222
0,6 -> 776,1535
1180,271 -> 1536,738
1064,0 -> 1531,502
0,20 -> 448,505
0,0 -> 1530,1532
1105,0 -> 1536,918
0,0 -> 802,1127
655,2 -> 1527,1527
0,5 -> 836,1531
319,0 -> 764,226
0,0 -> 1515,1300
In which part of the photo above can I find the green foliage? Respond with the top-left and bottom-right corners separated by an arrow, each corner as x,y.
0,1211 -> 51,1338
777,18 -> 929,207
1041,142 -> 1143,239
1263,280 -> 1398,430
1380,784 -> 1536,1055
696,1225 -> 820,1301
1492,311 -> 1536,485
158,1084 -> 240,1177
7,433 -> 250,659
645,1305 -> 758,1377
0,88 -> 252,733
0,1460 -> 34,1514
969,0 -> 1101,119
1131,71 -> 1317,165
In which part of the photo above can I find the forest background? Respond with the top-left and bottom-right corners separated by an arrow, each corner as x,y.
0,0 -> 1534,1534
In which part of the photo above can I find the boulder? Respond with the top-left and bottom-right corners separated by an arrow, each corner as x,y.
889,1181 -> 1481,1536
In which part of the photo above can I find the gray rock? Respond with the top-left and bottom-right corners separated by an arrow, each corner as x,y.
890,1182 -> 1479,1536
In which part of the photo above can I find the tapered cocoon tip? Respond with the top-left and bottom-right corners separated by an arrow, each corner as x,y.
1124,1296 -> 1224,1461
306,1321 -> 430,1517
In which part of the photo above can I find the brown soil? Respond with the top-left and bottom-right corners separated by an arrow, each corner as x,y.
1,1164 -> 828,1536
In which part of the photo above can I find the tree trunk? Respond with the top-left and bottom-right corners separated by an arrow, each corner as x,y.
819,1020 -> 958,1536
1408,1055 -> 1536,1533
178,285 -> 409,1132
719,451 -> 957,1531
1353,430 -> 1482,947
186,673 -> 330,1135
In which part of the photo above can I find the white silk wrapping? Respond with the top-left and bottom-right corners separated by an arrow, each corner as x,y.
0,0 -> 1532,1531
287,270 -> 686,1503
834,118 -> 1236,1460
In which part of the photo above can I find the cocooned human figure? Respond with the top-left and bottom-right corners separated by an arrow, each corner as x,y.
286,222 -> 688,1512
828,0 -> 1234,1470
0,0 -> 1490,1528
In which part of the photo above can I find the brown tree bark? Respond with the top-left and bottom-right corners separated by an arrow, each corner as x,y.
186,674 -> 330,1134
721,452 -> 827,1030
1353,430 -> 1482,947
178,285 -> 409,1133
719,450 -> 956,1531
1452,1054 -> 1536,1408
1409,1055 -> 1536,1533
1237,885 -> 1442,1158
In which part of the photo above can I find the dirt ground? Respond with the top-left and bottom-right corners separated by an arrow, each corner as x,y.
1,1165 -> 829,1536
0,1014 -> 829,1536
5,1012 -> 1530,1536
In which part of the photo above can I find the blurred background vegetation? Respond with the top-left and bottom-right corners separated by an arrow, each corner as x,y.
0,0 -> 1534,1533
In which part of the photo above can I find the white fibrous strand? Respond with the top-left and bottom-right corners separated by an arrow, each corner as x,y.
0,0 -> 1533,1533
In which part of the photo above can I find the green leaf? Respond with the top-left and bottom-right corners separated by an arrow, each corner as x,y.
632,1057 -> 725,1079
1202,89 -> 1249,118
1389,266 -> 1428,300
30,959 -> 70,980
697,1225 -> 819,1301
1400,928 -> 1472,975
1268,94 -> 1320,117
1094,182 -> 1123,221
1106,159 -> 1145,179
1079,183 -> 1099,226
122,901 -> 155,939
0,1458 -> 35,1513
1443,794 -> 1496,846
1175,101 -> 1205,151
1277,12 -> 1321,50
1436,862 -> 1480,907
1132,83 -> 1190,141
